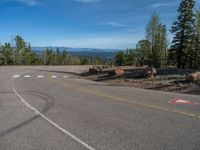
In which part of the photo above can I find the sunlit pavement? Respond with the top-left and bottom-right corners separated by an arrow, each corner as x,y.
0,66 -> 200,150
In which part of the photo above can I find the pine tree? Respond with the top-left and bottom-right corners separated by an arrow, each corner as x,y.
156,24 -> 168,68
55,48 -> 62,65
14,35 -> 27,65
80,57 -> 90,65
2,43 -> 13,65
24,43 -> 32,65
146,12 -> 167,68
94,56 -> 101,65
49,48 -> 54,65
62,49 -> 68,65
171,0 -> 195,69
115,51 -> 125,66
193,9 -> 200,69
26,52 -> 38,65
42,49 -> 49,65
0,44 -> 4,65
135,39 -> 151,66
125,49 -> 136,66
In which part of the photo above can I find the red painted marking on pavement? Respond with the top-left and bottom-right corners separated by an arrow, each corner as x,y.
168,98 -> 194,104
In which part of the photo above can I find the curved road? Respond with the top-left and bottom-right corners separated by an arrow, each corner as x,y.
0,66 -> 200,150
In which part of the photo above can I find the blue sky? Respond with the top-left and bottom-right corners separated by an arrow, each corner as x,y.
0,0 -> 199,49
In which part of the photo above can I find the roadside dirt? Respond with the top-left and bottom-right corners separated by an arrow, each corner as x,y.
80,67 -> 200,95
104,79 -> 200,95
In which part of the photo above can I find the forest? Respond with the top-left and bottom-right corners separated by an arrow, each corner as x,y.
0,0 -> 199,69
115,0 -> 200,69
0,35 -> 111,66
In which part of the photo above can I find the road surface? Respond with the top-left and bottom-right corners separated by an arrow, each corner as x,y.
0,66 -> 200,150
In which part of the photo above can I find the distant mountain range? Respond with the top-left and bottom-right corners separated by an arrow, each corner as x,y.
32,47 -> 120,59
32,47 -> 120,52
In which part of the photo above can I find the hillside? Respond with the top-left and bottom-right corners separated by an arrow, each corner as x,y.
32,47 -> 118,59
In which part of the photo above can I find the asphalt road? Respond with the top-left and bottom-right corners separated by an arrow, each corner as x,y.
0,66 -> 200,150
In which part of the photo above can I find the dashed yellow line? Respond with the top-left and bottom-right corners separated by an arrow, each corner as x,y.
47,77 -> 200,119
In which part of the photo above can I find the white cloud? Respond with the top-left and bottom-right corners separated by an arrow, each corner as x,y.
149,2 -> 175,8
3,0 -> 40,5
17,0 -> 38,5
99,22 -> 129,28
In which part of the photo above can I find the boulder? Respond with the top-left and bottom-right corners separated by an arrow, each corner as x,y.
109,68 -> 125,77
143,67 -> 157,78
89,66 -> 103,74
186,72 -> 200,82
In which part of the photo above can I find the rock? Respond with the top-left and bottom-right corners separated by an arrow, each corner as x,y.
143,67 -> 157,78
178,82 -> 183,86
109,68 -> 125,77
89,66 -> 103,74
186,72 -> 200,82
102,65 -> 110,69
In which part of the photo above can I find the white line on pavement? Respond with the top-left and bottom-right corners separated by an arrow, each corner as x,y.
37,75 -> 44,78
51,75 -> 57,78
24,75 -> 31,78
11,83 -> 95,150
63,75 -> 69,78
13,75 -> 20,78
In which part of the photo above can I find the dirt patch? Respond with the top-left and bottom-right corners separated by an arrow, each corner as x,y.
104,78 -> 200,95
80,67 -> 200,95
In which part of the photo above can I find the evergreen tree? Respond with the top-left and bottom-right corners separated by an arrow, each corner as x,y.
156,24 -> 168,67
115,51 -> 125,66
49,48 -> 54,65
14,35 -> 27,65
125,49 -> 136,66
62,49 -> 68,65
42,48 -> 49,65
24,43 -> 33,65
55,48 -> 62,65
146,12 -> 167,68
0,36 -> 85,66
94,56 -> 101,65
26,52 -> 38,65
135,40 -> 151,66
0,44 -> 4,65
2,43 -> 13,65
193,8 -> 200,68
80,57 -> 90,65
171,0 -> 195,68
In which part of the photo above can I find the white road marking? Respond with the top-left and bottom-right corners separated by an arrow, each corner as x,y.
24,75 -> 31,78
37,75 -> 44,78
13,75 -> 20,78
11,83 -> 95,150
63,75 -> 69,78
51,75 -> 57,78
176,100 -> 189,103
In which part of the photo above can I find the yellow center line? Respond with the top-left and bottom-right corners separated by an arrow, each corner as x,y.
77,87 -> 200,119
47,77 -> 200,119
